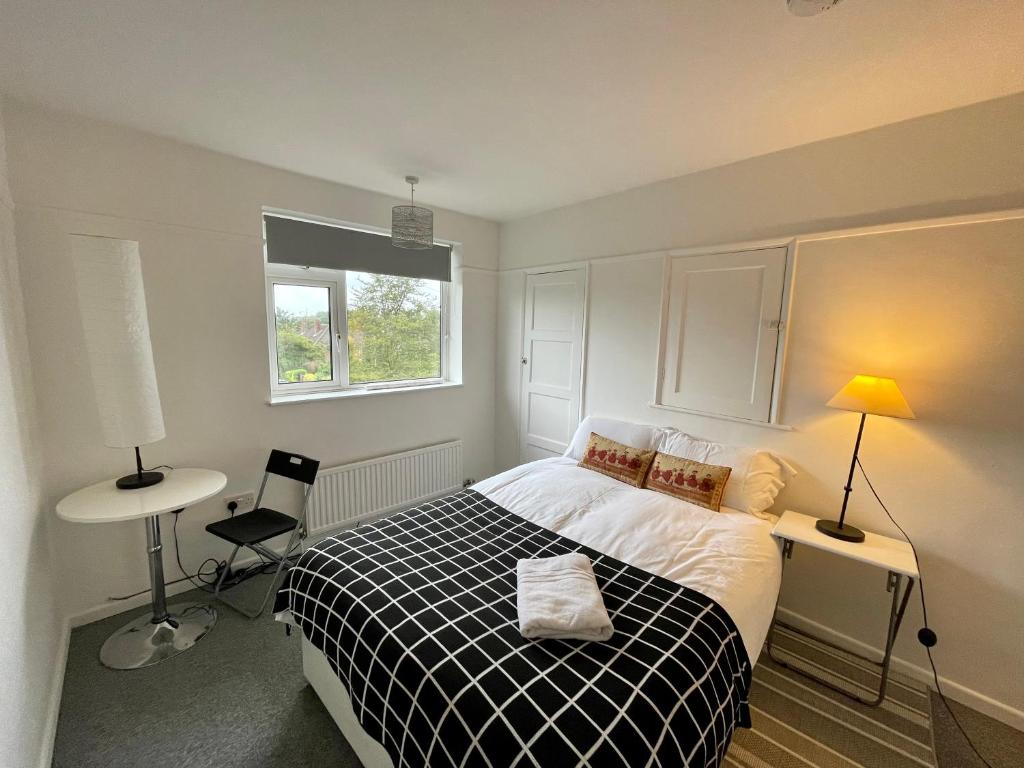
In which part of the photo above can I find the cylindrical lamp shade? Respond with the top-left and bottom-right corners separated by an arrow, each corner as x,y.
391,205 -> 434,250
70,235 -> 165,449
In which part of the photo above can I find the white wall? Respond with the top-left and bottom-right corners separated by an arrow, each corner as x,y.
4,99 -> 500,626
0,99 -> 64,768
496,95 -> 1024,725
500,93 -> 1024,270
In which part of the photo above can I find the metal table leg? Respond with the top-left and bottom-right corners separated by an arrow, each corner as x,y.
765,537 -> 915,706
99,512 -> 217,669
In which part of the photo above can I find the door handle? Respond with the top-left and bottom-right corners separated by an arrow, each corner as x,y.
521,357 -> 528,365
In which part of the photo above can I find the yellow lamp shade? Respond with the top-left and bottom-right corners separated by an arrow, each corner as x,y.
827,375 -> 915,419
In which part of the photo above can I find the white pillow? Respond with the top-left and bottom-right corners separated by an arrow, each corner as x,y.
564,417 -> 668,461
657,432 -> 796,519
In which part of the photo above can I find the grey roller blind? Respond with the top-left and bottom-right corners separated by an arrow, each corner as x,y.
264,215 -> 451,282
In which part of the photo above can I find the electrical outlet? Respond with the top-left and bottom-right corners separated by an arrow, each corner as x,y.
223,491 -> 255,513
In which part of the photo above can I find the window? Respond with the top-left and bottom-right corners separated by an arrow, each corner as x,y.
271,281 -> 337,386
263,213 -> 455,400
654,244 -> 793,424
267,267 -> 448,397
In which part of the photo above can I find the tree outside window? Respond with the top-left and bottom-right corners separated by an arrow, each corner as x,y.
273,283 -> 332,384
347,272 -> 441,383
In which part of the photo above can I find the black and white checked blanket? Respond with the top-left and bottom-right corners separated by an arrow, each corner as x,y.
275,489 -> 751,768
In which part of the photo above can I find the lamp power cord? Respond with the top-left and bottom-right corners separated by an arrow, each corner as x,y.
856,457 -> 995,768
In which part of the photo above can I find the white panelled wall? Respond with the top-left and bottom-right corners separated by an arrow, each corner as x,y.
496,94 -> 1024,727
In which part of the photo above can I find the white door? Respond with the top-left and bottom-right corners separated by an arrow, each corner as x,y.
659,247 -> 787,422
519,269 -> 586,463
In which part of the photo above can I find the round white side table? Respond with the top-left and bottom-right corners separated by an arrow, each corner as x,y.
57,468 -> 227,669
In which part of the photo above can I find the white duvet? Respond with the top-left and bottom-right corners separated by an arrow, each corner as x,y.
473,457 -> 782,662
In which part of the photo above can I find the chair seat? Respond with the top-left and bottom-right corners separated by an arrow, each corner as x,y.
205,507 -> 298,547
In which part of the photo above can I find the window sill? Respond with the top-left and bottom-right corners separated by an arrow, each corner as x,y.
268,381 -> 463,406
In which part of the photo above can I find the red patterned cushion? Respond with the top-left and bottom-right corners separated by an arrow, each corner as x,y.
578,433 -> 656,487
643,452 -> 732,512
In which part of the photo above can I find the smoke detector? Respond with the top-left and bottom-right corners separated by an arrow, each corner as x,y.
787,0 -> 846,16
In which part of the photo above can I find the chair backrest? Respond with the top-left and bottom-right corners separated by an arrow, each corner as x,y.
265,449 -> 320,486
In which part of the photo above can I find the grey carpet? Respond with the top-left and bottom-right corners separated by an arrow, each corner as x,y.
930,691 -> 1024,768
731,625 -> 937,767
55,577 -> 1021,768
53,575 -> 360,768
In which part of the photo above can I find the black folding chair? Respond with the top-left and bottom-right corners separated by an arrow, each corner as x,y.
206,449 -> 320,618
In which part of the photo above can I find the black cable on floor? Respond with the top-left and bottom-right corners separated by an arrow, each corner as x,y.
171,510 -> 305,591
108,511 -> 305,601
856,457 -> 995,768
171,511 -> 283,592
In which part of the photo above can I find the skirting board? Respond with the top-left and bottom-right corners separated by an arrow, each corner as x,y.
777,607 -> 1024,732
67,573 -> 224,628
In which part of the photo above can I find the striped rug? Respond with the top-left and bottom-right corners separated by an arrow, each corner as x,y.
727,625 -> 936,768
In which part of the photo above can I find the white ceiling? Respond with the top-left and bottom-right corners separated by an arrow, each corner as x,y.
1,1 -> 1022,221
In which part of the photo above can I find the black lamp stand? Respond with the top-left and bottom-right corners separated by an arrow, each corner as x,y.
816,411 -> 867,543
115,446 -> 165,490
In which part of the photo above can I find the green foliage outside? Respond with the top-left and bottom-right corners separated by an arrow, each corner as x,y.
274,317 -> 331,383
274,273 -> 440,386
347,274 -> 441,383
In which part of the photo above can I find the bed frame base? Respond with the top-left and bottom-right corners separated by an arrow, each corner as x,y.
302,636 -> 395,768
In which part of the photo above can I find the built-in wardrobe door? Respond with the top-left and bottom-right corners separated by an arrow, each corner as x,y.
657,247 -> 788,423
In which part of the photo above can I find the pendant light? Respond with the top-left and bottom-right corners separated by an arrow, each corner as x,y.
391,175 -> 434,250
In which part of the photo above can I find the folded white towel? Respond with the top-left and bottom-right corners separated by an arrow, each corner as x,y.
516,553 -> 614,642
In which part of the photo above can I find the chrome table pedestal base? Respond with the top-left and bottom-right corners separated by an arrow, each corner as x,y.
100,602 -> 217,669
99,511 -> 217,670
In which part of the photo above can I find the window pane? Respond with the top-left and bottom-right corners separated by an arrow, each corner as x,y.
346,272 -> 441,384
273,283 -> 333,384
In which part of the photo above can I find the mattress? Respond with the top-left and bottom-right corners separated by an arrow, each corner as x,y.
472,456 -> 782,661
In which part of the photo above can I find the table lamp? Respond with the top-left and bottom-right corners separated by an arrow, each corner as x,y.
70,234 -> 167,490
821,374 -> 915,542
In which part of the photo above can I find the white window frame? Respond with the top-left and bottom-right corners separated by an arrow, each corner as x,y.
265,263 -> 449,398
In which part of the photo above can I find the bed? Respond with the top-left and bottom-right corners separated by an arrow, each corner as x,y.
275,424 -> 785,768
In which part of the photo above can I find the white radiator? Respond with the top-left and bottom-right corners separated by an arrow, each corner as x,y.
307,440 -> 464,535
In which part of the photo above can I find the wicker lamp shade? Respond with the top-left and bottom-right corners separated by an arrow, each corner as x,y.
392,176 -> 434,250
